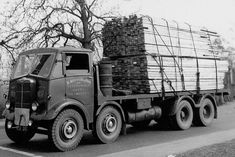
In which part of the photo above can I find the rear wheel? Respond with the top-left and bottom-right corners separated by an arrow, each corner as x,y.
193,98 -> 215,126
171,100 -> 193,130
49,109 -> 84,151
5,119 -> 36,144
94,106 -> 122,143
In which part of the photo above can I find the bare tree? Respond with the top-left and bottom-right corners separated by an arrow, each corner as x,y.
2,0 -> 118,59
0,35 -> 18,63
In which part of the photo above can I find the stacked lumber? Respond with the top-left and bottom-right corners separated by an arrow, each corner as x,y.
102,15 -> 145,57
102,15 -> 228,94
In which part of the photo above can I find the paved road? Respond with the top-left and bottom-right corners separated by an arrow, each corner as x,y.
0,102 -> 235,157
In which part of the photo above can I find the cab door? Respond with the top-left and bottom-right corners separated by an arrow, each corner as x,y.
63,52 -> 94,120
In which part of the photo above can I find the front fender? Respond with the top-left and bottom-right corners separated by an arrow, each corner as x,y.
2,109 -> 14,120
43,99 -> 90,128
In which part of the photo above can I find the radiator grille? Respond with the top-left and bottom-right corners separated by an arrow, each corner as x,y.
15,78 -> 36,108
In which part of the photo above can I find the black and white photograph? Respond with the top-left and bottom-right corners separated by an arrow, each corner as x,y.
0,0 -> 235,157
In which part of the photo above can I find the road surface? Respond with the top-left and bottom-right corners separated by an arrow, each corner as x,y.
0,102 -> 235,157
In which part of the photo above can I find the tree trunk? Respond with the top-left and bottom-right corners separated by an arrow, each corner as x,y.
76,0 -> 92,49
82,42 -> 92,49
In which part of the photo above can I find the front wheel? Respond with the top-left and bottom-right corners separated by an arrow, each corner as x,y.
49,109 -> 84,151
171,100 -> 193,130
94,106 -> 122,143
5,119 -> 36,144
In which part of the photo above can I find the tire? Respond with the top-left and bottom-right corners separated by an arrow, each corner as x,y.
94,106 -> 122,144
5,119 -> 36,144
131,120 -> 151,129
171,100 -> 193,130
193,98 -> 215,126
49,109 -> 84,152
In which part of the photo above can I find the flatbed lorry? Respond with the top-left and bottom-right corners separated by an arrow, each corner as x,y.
3,46 -> 229,151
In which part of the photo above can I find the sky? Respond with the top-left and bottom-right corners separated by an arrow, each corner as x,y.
0,0 -> 235,79
115,0 -> 235,47
1,0 -> 235,47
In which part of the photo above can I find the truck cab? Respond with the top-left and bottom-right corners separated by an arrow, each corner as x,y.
3,47 -> 98,151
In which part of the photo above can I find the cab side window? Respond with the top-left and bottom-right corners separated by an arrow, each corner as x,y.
65,53 -> 89,76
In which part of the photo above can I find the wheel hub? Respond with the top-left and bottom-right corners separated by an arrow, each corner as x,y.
66,126 -> 73,134
104,115 -> 117,133
180,107 -> 189,122
181,111 -> 186,119
62,120 -> 77,139
203,105 -> 211,119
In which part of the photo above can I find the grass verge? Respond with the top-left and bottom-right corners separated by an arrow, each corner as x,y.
176,139 -> 235,157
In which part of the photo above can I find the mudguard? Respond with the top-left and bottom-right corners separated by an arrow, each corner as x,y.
44,99 -> 90,129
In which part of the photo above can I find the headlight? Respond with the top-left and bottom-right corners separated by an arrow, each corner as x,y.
32,101 -> 39,111
5,101 -> 10,109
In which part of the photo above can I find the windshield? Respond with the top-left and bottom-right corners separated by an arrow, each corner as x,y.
13,53 -> 54,78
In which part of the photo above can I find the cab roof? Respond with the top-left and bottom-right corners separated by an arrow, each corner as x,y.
20,46 -> 92,55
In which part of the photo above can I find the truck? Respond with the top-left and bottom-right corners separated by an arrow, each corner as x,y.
3,16 -> 229,151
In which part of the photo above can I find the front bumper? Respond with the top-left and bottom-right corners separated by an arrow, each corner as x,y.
3,109 -> 47,126
3,108 -> 30,126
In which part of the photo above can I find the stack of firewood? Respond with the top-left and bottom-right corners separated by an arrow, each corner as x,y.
102,15 -> 228,94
